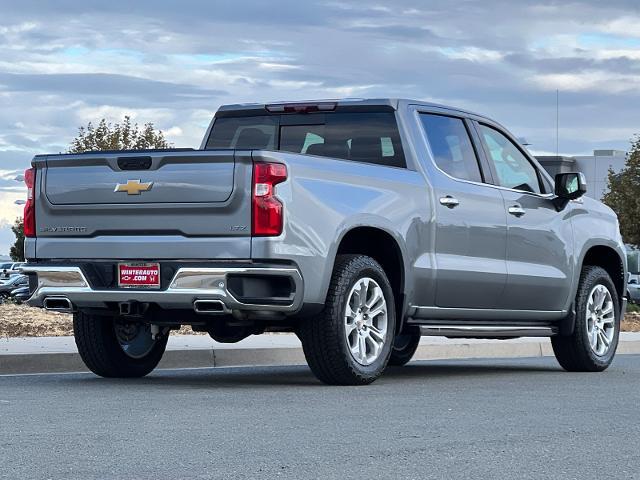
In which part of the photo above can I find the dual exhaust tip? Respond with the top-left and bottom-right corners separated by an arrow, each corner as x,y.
42,297 -> 229,315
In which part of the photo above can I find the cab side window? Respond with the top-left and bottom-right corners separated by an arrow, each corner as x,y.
478,124 -> 542,194
419,113 -> 483,183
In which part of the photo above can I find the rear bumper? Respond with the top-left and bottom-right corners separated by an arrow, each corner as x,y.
20,264 -> 304,314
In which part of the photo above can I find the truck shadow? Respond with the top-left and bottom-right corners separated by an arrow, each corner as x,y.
72,359 -> 564,390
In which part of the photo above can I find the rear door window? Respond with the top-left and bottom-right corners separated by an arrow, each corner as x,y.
419,113 -> 483,183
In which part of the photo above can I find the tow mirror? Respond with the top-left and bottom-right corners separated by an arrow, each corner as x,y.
553,172 -> 587,211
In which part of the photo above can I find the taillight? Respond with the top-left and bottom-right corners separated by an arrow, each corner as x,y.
23,167 -> 36,237
252,162 -> 287,236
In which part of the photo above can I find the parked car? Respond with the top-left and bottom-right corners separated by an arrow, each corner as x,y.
20,98 -> 627,385
10,285 -> 31,304
0,274 -> 28,298
0,262 -> 14,281
627,279 -> 640,304
1,262 -> 25,281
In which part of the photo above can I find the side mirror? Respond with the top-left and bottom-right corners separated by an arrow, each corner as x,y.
553,172 -> 587,211
555,172 -> 587,200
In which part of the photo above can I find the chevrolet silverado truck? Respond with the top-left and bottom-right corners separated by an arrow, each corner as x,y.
21,98 -> 627,385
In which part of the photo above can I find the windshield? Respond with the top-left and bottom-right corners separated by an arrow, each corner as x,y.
0,263 -> 12,270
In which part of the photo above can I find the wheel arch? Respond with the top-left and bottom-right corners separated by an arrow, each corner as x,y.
331,225 -> 408,333
580,244 -> 626,308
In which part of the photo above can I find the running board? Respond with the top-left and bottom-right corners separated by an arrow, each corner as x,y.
417,325 -> 557,338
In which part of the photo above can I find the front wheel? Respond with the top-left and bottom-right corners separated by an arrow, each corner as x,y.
552,266 -> 620,372
299,255 -> 396,385
74,311 -> 168,378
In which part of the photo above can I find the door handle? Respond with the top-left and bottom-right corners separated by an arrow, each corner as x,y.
439,196 -> 459,208
508,205 -> 526,217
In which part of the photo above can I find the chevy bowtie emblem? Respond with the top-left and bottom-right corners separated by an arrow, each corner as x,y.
114,179 -> 153,195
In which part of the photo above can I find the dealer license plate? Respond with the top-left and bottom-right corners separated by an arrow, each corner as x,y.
117,262 -> 161,288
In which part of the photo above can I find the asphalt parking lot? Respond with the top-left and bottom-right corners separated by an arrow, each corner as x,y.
1,355 -> 639,480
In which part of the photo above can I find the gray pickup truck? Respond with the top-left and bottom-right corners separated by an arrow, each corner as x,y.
21,98 -> 627,385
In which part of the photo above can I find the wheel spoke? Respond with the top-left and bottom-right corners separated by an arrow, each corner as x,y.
359,279 -> 369,307
601,317 -> 615,325
593,288 -> 602,309
368,325 -> 385,343
345,321 -> 357,336
365,285 -> 382,308
368,303 -> 386,320
590,328 -> 598,349
365,332 -> 381,359
358,334 -> 367,362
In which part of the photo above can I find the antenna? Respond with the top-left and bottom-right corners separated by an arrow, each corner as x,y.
556,88 -> 560,157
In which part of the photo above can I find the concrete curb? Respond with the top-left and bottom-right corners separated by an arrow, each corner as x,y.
2,335 -> 640,375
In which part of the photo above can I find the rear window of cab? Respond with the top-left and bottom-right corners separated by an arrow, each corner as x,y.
206,112 -> 406,168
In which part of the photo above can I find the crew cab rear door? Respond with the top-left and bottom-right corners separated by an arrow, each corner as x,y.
416,110 -> 508,309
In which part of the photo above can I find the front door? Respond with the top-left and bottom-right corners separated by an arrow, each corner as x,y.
419,113 -> 508,309
476,123 -> 573,311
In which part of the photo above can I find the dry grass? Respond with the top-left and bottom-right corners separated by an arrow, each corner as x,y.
0,303 -> 201,338
1,303 -> 640,338
623,312 -> 640,332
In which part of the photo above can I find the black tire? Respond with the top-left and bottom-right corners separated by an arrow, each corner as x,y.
299,254 -> 396,385
73,311 -> 168,378
388,332 -> 421,366
552,266 -> 620,372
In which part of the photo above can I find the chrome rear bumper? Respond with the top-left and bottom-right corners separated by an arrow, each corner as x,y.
20,265 -> 303,313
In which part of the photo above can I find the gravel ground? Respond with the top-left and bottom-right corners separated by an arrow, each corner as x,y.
1,302 -> 639,337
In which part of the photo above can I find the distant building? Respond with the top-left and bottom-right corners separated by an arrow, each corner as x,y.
536,150 -> 627,200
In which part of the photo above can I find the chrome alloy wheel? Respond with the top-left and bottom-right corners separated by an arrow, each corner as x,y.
114,320 -> 157,359
344,277 -> 388,366
586,284 -> 616,357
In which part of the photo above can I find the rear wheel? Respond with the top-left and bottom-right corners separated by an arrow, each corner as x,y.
299,254 -> 396,385
552,266 -> 620,372
389,331 -> 421,366
74,311 -> 168,378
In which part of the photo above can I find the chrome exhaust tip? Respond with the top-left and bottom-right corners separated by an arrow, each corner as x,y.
43,296 -> 74,313
193,299 -> 229,314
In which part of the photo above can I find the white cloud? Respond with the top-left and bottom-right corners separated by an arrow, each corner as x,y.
598,16 -> 640,38
532,72 -> 640,94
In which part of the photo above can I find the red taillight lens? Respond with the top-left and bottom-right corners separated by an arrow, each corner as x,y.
252,162 -> 287,236
23,167 -> 36,237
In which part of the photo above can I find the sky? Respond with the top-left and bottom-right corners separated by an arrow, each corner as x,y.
0,0 -> 639,255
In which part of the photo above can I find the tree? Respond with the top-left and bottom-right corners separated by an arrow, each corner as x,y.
68,116 -> 171,153
9,217 -> 24,261
9,117 -> 171,258
603,135 -> 640,246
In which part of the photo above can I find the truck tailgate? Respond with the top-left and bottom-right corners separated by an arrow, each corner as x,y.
33,149 -> 253,260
